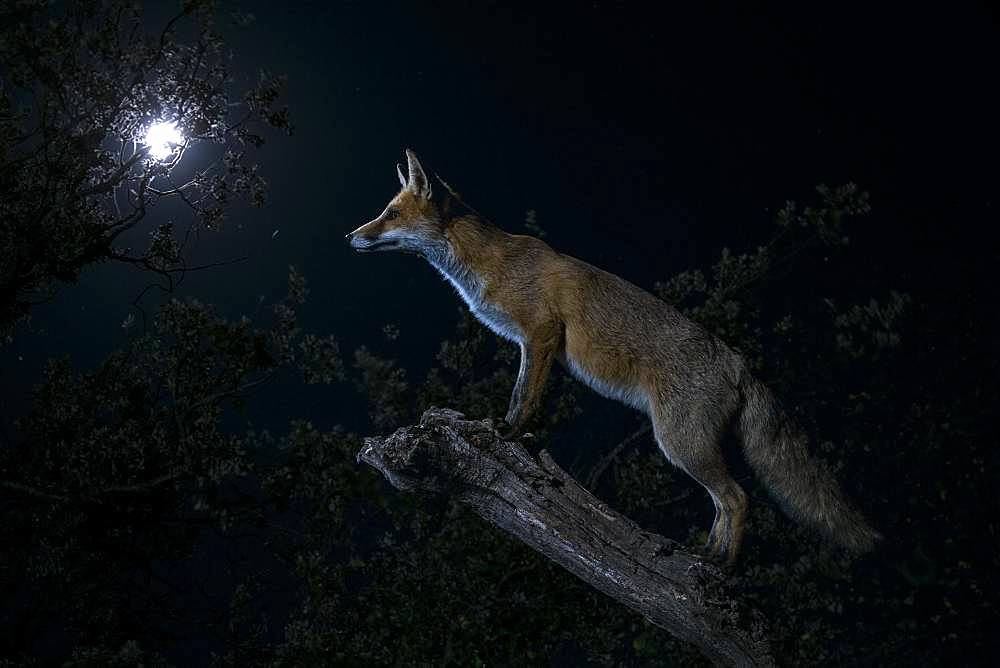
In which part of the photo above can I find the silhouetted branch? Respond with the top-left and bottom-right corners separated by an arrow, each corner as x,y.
586,422 -> 652,489
357,407 -> 774,667
0,479 -> 70,503
1,472 -> 179,505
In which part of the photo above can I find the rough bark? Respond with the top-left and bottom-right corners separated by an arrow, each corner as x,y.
357,407 -> 774,667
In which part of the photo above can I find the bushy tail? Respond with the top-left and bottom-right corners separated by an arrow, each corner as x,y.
737,375 -> 881,553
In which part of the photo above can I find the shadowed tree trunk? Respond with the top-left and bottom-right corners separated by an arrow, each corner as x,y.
357,407 -> 774,667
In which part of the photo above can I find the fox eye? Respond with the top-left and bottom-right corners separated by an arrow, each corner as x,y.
383,208 -> 399,221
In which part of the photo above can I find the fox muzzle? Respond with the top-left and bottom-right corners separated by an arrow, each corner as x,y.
346,220 -> 403,253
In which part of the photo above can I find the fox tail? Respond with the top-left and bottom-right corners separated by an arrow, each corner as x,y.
737,375 -> 881,553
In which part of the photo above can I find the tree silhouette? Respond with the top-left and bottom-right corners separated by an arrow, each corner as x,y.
0,0 -> 290,342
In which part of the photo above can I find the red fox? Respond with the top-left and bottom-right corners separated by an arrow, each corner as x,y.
347,149 -> 881,564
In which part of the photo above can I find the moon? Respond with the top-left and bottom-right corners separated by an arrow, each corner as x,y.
144,121 -> 184,160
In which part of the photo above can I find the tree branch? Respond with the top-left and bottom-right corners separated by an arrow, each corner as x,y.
357,407 -> 774,667
0,472 -> 179,505
77,148 -> 147,197
0,479 -> 70,503
585,421 -> 652,489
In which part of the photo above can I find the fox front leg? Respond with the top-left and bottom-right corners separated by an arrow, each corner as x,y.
503,333 -> 558,438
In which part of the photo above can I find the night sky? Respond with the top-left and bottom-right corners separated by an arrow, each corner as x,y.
4,2 -> 998,433
4,2 -> 998,431
2,1 -> 1000,663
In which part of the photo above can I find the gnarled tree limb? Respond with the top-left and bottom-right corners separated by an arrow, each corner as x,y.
357,407 -> 774,667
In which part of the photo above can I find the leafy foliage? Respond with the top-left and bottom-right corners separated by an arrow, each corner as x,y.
0,267 -> 342,663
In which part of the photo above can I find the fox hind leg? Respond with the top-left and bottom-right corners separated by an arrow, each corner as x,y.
648,395 -> 747,565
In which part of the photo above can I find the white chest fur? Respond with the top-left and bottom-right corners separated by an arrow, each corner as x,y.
429,254 -> 523,344
470,299 -> 522,342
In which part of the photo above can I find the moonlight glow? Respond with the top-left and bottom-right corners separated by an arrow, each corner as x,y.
144,121 -> 183,160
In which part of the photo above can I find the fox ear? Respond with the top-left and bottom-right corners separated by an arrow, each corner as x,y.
405,148 -> 432,200
396,163 -> 407,188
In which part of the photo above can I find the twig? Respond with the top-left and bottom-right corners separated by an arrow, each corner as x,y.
585,422 -> 652,490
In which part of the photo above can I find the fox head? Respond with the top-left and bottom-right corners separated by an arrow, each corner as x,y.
346,149 -> 448,256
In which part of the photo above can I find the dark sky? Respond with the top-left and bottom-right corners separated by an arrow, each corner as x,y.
3,1 -> 998,435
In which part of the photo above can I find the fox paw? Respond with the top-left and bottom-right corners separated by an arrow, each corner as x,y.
697,545 -> 738,570
486,417 -> 524,440
485,416 -> 513,435
500,422 -> 522,441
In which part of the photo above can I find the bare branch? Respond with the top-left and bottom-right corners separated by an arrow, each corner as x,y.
358,408 -> 775,667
